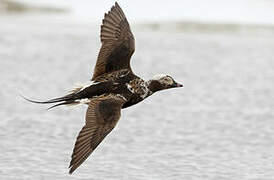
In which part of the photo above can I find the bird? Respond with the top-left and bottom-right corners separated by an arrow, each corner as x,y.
24,2 -> 183,174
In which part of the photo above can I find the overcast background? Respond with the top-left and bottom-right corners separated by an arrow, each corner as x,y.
1,0 -> 274,180
1,0 -> 274,24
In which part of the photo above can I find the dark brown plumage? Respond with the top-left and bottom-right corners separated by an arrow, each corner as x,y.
92,2 -> 135,80
69,94 -> 126,174
24,2 -> 183,174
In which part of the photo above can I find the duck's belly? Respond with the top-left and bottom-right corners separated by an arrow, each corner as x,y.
122,93 -> 144,108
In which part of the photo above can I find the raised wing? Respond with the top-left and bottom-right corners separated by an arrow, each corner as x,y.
69,94 -> 126,174
92,2 -> 135,80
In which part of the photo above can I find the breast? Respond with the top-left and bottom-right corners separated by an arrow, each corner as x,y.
113,78 -> 148,109
126,78 -> 151,99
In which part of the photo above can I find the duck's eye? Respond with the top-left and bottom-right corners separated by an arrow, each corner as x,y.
163,77 -> 172,84
163,77 -> 169,81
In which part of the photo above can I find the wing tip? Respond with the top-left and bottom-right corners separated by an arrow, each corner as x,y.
68,168 -> 74,174
111,2 -> 119,13
115,2 -> 122,9
68,161 -> 76,174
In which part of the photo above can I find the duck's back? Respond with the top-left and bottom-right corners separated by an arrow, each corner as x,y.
92,69 -> 151,108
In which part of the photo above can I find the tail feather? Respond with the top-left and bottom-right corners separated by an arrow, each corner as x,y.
47,100 -> 76,110
21,81 -> 108,109
21,93 -> 76,109
21,94 -> 73,104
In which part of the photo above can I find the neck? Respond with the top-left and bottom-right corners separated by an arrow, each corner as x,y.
146,79 -> 164,93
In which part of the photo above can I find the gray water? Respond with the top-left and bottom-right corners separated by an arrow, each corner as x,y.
1,16 -> 274,179
9,0 -> 274,25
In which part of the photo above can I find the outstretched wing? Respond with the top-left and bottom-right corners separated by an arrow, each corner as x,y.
92,2 -> 135,80
69,94 -> 126,174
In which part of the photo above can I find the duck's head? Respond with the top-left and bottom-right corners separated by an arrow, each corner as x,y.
148,74 -> 183,93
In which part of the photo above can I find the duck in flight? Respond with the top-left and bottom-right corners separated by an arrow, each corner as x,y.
25,2 -> 183,174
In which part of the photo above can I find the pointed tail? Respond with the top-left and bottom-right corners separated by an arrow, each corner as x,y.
22,81 -> 112,109
21,94 -> 77,110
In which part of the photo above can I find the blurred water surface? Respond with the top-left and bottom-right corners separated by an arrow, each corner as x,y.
7,0 -> 274,24
0,16 -> 274,179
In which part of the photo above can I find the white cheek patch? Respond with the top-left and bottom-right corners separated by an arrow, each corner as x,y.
167,79 -> 173,85
152,74 -> 168,81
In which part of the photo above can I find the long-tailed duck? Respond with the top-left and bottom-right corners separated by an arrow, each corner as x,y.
24,2 -> 183,174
